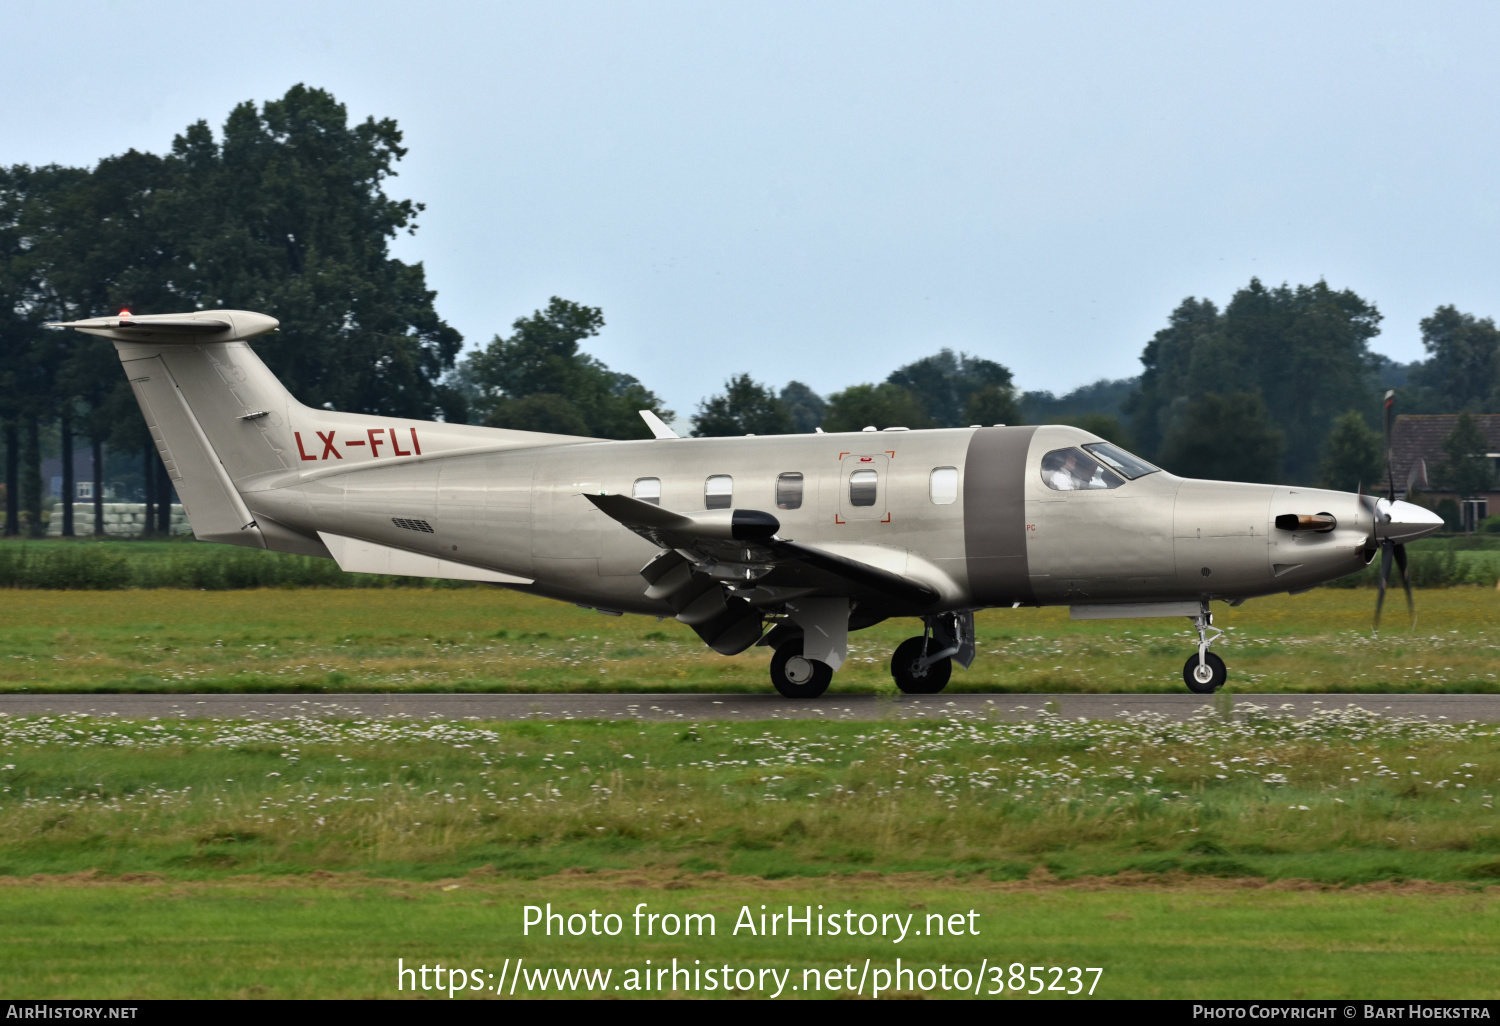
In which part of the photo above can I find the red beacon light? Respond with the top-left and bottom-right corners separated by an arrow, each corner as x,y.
118,309 -> 132,321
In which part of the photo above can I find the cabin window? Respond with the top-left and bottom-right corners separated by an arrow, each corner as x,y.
776,472 -> 804,510
1081,442 -> 1158,480
1040,448 -> 1124,491
929,466 -> 958,504
849,469 -> 879,507
632,477 -> 661,505
705,475 -> 733,509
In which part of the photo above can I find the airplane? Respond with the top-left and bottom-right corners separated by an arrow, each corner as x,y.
50,310 -> 1446,698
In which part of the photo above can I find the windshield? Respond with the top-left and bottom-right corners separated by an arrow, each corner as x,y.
1040,447 -> 1124,490
1082,442 -> 1159,480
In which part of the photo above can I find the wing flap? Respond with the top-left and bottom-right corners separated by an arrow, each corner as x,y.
585,491 -> 938,607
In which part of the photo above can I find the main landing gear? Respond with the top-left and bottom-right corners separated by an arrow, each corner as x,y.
769,637 -> 833,699
891,612 -> 974,695
1182,606 -> 1227,694
764,609 -> 975,699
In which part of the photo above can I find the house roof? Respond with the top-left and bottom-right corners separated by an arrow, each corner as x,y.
1390,414 -> 1500,495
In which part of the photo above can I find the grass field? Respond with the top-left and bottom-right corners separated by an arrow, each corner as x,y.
1,586 -> 1497,695
4,876 -> 1496,999
5,548 -> 1500,999
3,709 -> 1496,883
1,708 -> 1499,998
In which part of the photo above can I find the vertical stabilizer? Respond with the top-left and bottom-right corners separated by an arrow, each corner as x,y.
51,311 -> 286,549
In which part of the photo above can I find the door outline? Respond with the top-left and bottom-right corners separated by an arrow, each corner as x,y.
838,453 -> 890,523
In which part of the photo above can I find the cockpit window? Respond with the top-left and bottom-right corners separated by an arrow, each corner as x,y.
1040,447 -> 1124,491
1081,442 -> 1158,480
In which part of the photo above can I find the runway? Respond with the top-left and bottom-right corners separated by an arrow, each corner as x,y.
0,692 -> 1497,721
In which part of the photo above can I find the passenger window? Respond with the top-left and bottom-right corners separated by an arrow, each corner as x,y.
849,469 -> 878,507
632,477 -> 661,505
776,472 -> 804,510
929,466 -> 958,504
705,475 -> 733,509
1040,447 -> 1124,491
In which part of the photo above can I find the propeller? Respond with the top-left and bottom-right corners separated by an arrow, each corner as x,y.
1372,390 -> 1415,632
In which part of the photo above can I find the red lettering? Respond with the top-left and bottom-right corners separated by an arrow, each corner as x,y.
368,428 -> 385,457
389,428 -> 411,457
345,440 -> 365,446
317,430 -> 342,460
294,431 -> 318,461
410,428 -> 422,455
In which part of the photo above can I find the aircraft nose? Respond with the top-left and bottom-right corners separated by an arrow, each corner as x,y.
1377,499 -> 1446,544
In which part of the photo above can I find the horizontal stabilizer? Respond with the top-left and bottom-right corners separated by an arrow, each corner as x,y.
48,310 -> 279,345
317,532 -> 533,585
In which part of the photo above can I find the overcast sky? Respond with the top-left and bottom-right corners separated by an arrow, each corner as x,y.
6,1 -> 1498,417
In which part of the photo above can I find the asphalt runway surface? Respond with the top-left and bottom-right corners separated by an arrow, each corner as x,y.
1,692 -> 1498,721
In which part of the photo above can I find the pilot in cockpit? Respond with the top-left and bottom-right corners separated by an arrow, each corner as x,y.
1041,447 -> 1119,491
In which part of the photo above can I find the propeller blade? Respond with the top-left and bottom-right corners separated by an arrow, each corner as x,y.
1374,540 -> 1393,632
1394,542 -> 1415,628
1383,390 -> 1397,500
1406,457 -> 1428,495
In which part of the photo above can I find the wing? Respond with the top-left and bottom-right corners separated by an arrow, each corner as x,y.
583,492 -> 939,608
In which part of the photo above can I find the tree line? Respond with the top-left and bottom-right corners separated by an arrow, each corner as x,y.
3,85 -> 1495,539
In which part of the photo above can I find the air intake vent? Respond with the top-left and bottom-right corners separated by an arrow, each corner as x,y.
391,517 -> 434,534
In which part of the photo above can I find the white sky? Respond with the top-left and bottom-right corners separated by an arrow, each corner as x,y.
6,1 -> 1499,416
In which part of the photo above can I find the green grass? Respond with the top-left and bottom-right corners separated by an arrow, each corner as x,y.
0,537 -> 468,590
3,710 -> 1497,884
2,877 -> 1497,998
2,585 -> 1498,694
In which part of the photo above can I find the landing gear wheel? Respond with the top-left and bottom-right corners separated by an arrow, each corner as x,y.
891,635 -> 952,695
770,639 -> 832,699
1182,651 -> 1227,693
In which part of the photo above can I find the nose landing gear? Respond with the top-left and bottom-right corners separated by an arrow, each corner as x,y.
1182,605 -> 1227,693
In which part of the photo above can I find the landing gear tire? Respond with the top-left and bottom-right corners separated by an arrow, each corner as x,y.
770,639 -> 832,699
1182,652 -> 1227,694
891,635 -> 952,695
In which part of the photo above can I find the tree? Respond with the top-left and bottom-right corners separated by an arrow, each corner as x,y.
484,394 -> 591,436
1067,413 -> 1130,447
779,381 -> 826,433
1436,412 -> 1494,499
691,375 -> 794,437
1122,296 -> 1222,458
1124,279 -> 1382,481
1408,305 -> 1500,412
1157,392 -> 1284,483
1021,377 -> 1136,424
158,85 -> 463,419
821,383 -> 931,433
465,297 -> 672,439
963,384 -> 1021,426
886,349 -> 1017,427
1318,409 -> 1385,492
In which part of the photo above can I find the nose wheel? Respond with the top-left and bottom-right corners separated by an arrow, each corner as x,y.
1182,607 -> 1227,693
